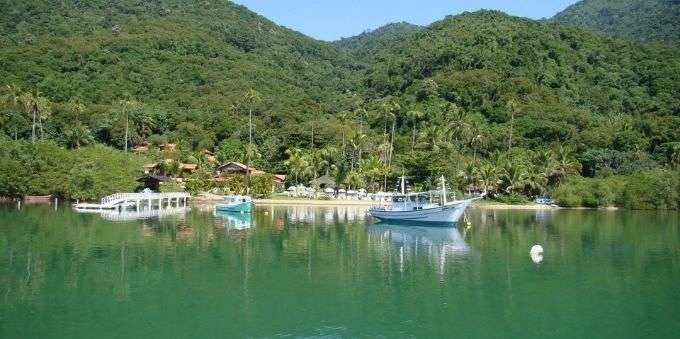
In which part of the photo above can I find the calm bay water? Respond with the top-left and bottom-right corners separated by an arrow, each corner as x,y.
0,204 -> 678,338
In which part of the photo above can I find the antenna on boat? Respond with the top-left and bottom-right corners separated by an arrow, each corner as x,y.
440,176 -> 447,204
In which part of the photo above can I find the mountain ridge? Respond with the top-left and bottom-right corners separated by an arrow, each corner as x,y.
552,0 -> 680,46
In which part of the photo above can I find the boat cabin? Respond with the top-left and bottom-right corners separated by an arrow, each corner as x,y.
222,195 -> 252,204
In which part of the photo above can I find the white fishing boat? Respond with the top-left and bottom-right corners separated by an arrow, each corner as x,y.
368,176 -> 481,224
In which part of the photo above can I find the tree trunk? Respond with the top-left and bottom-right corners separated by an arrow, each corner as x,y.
508,111 -> 514,151
342,131 -> 345,158
389,119 -> 396,167
124,107 -> 129,153
31,104 -> 36,144
411,121 -> 416,152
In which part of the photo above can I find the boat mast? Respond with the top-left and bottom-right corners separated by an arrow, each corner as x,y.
400,173 -> 406,195
440,176 -> 447,204
246,104 -> 252,196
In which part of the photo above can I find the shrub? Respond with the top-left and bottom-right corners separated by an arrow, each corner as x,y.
552,183 -> 582,207
184,169 -> 214,195
159,182 -> 185,193
620,170 -> 680,210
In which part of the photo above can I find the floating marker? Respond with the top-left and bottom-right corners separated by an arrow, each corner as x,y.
530,245 -> 544,264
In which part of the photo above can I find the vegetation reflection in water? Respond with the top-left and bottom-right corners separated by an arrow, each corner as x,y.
0,205 -> 679,338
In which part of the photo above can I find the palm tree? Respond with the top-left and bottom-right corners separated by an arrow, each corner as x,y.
417,125 -> 447,152
284,148 -> 314,184
469,132 -> 484,161
64,123 -> 94,149
406,109 -> 424,152
478,163 -> 500,195
332,162 -> 349,190
359,155 -> 385,192
119,99 -> 137,153
337,110 -> 351,158
315,146 -> 338,176
346,170 -> 365,190
671,144 -> 680,170
459,163 -> 479,194
242,144 -> 262,167
525,163 -> 549,197
20,91 -> 50,143
0,85 -> 24,139
550,145 -> 581,185
444,103 -> 468,145
349,132 -> 367,170
502,161 -> 528,194
353,107 -> 368,135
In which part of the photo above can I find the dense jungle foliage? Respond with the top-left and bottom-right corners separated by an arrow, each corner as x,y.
333,22 -> 422,61
0,1 -> 679,209
552,0 -> 680,46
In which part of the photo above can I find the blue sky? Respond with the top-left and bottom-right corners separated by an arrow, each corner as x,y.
231,0 -> 581,41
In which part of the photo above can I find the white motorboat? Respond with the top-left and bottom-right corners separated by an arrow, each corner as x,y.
368,176 -> 481,224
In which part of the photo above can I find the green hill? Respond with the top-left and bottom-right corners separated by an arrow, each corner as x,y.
552,0 -> 680,46
358,10 -> 680,170
1,4 -> 679,208
0,0 -> 351,149
333,22 -> 422,60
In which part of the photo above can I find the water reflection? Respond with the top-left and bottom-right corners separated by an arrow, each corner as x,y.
76,206 -> 190,221
368,224 -> 470,276
369,224 -> 469,255
214,211 -> 253,230
282,206 -> 369,225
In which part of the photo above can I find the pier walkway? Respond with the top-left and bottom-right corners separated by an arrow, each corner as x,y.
74,192 -> 191,211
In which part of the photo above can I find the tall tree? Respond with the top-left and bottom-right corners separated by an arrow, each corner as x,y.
505,99 -> 518,151
406,109 -> 424,152
20,91 -> 50,144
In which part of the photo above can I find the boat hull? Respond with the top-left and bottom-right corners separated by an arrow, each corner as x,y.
369,200 -> 471,224
215,202 -> 253,213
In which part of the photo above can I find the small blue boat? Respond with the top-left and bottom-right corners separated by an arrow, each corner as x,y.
215,195 -> 253,213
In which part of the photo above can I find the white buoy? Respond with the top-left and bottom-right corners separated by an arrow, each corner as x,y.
530,245 -> 544,264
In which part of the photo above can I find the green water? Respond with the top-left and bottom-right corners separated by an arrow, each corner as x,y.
0,204 -> 678,338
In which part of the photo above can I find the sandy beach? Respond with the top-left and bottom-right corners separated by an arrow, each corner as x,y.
193,193 -> 560,210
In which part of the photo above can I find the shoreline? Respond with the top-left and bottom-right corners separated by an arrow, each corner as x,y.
5,195 -> 619,211
254,199 -> 381,207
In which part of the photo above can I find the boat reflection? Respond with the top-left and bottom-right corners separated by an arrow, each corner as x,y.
214,211 -> 253,230
368,223 -> 470,276
369,224 -> 470,255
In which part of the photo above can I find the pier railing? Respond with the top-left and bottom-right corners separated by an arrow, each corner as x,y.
100,192 -> 191,207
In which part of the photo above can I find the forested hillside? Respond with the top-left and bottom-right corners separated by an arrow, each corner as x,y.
333,22 -> 422,60
0,0 -> 352,154
1,2 -> 679,208
552,0 -> 680,46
